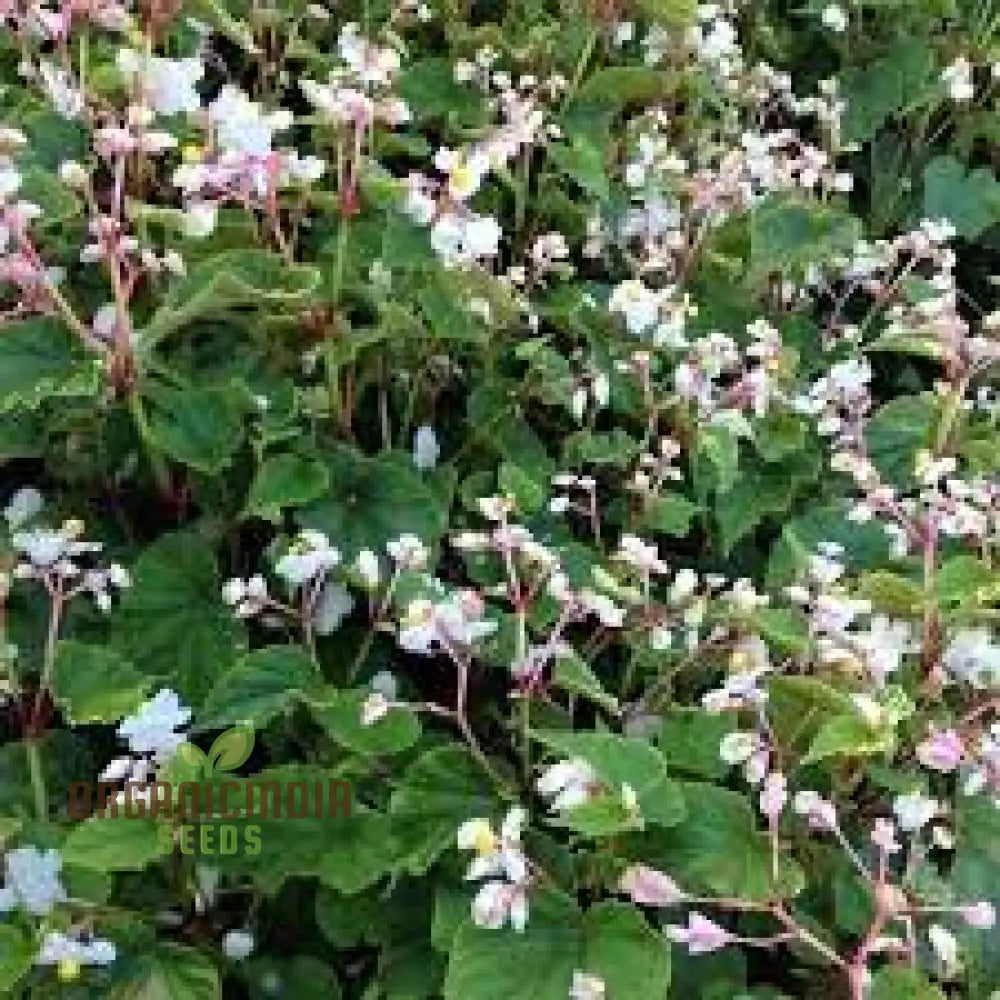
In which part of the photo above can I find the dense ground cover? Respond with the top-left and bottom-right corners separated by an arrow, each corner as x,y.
3,0 -> 1000,996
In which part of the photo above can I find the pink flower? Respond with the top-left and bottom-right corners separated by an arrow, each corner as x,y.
917,729 -> 965,773
759,771 -> 787,821
619,865 -> 685,906
666,912 -> 732,955
792,791 -> 838,831
960,901 -> 996,929
870,818 -> 900,855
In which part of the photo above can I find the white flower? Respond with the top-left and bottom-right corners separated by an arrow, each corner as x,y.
792,790 -> 838,831
222,929 -> 255,960
275,531 -> 340,586
719,731 -> 756,765
117,49 -> 203,116
36,930 -> 116,966
3,488 -> 43,530
928,924 -> 960,973
942,58 -> 974,101
471,880 -> 529,931
457,808 -> 528,883
313,583 -> 354,635
360,691 -> 391,727
387,534 -> 428,570
38,61 -> 84,119
537,758 -> 598,812
413,424 -> 440,470
370,670 -> 398,700
208,86 -> 290,157
355,549 -> 380,588
609,280 -> 660,336
183,201 -> 218,238
942,629 -> 1000,687
0,847 -> 66,916
892,791 -> 940,832
117,689 -> 191,758
569,971 -> 606,1000
669,568 -> 699,604
398,591 -> 495,653
13,527 -> 71,568
58,160 -> 88,188
821,4 -> 847,32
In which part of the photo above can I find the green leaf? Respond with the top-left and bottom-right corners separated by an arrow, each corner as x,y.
639,493 -> 698,537
245,453 -> 330,523
317,806 -> 395,894
749,195 -> 861,279
443,891 -> 671,1000
298,445 -> 450,557
657,708 -> 732,780
923,156 -> 1000,239
444,890 -> 581,1000
698,425 -> 740,493
52,641 -> 150,723
639,781 -> 803,901
141,250 -> 320,348
246,956 -> 342,1000
398,58 -> 486,126
0,925 -> 33,994
144,382 -> 246,475
840,41 -> 936,144
766,676 -> 853,752
935,554 -> 995,607
803,713 -> 895,766
110,943 -> 220,1000
582,902 -> 671,998
115,532 -> 245,706
869,966 -> 945,1000
571,68 -> 679,111
17,164 -> 81,221
310,687 -> 422,756
752,607 -> 811,656
866,394 -> 936,486
0,317 -> 98,412
534,730 -> 685,832
631,0 -> 694,26
547,136 -> 609,201
390,746 -> 497,875
857,572 -> 924,616
199,646 -> 317,728
767,504 -> 890,587
552,651 -> 619,714
498,462 -> 546,515
62,816 -> 166,871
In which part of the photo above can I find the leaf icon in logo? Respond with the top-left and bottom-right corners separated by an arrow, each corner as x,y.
208,723 -> 255,773
176,742 -> 207,770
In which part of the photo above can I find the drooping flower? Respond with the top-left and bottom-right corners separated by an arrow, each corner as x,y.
619,864 -> 685,906
666,912 -> 733,955
413,425 -> 440,470
537,758 -> 600,813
